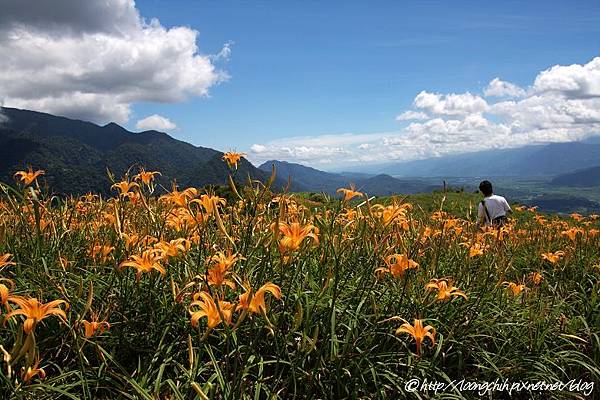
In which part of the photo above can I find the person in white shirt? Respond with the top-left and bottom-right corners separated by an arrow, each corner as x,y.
477,180 -> 512,227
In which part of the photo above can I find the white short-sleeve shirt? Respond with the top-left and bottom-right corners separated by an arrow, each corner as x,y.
478,194 -> 511,224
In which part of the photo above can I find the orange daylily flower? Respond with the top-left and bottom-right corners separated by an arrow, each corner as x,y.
530,272 -> 544,285
21,357 -> 46,383
111,180 -> 138,197
6,297 -> 69,334
154,238 -> 190,258
1,278 -> 15,310
541,251 -> 565,264
188,292 -> 234,329
90,244 -> 114,263
468,242 -> 488,258
561,228 -> 584,242
81,314 -> 110,338
373,202 -> 411,227
338,208 -> 358,222
276,222 -> 319,253
161,186 -> 199,207
80,193 -> 99,203
0,253 -> 16,269
420,226 -> 434,243
14,167 -> 45,186
207,251 -> 244,289
425,279 -> 467,301
570,213 -> 584,222
134,168 -> 161,185
375,254 -> 419,278
336,184 -> 364,202
237,282 -> 282,314
222,152 -> 246,169
120,249 -> 166,281
503,281 -> 527,296
395,318 -> 436,356
194,194 -> 226,216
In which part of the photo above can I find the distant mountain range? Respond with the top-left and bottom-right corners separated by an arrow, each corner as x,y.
0,107 -> 285,195
2,106 -> 598,202
343,139 -> 600,178
550,166 -> 600,187
258,160 -> 438,195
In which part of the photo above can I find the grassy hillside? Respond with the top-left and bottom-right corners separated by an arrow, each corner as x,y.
0,166 -> 598,399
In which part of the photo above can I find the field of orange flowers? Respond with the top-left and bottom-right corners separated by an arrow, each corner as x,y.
1,161 -> 599,399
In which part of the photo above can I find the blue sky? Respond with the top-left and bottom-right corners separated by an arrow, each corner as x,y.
130,1 -> 600,157
1,0 -> 600,168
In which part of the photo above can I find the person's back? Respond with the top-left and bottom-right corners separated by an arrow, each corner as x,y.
477,181 -> 511,226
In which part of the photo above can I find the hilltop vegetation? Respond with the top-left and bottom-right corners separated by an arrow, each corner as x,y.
0,166 -> 598,399
0,107 -> 286,195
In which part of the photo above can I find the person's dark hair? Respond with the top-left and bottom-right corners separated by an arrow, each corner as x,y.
479,180 -> 493,196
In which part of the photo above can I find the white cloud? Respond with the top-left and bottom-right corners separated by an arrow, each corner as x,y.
413,91 -> 488,116
484,78 -> 526,97
136,114 -> 177,131
249,143 -> 350,166
533,57 -> 600,98
212,41 -> 233,61
395,111 -> 429,121
250,144 -> 267,153
0,0 -> 229,124
247,56 -> 600,168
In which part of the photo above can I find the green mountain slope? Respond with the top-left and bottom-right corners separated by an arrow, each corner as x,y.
0,107 -> 282,194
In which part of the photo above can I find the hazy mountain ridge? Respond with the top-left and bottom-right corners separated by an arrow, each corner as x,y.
341,140 -> 600,178
550,166 -> 600,187
258,160 -> 438,195
0,107 -> 282,194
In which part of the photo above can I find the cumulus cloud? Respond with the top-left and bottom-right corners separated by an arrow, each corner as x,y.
0,0 -> 229,124
484,78 -> 526,97
136,114 -> 177,131
248,132 -> 389,166
249,56 -> 600,167
413,91 -> 488,116
395,111 -> 428,121
533,57 -> 600,98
